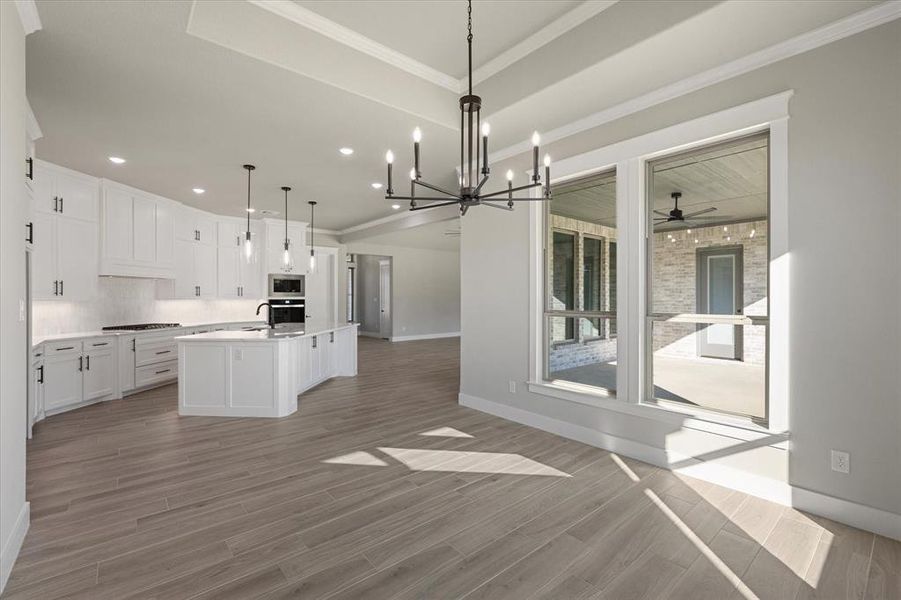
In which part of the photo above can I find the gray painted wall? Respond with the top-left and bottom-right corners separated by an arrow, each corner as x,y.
461,21 -> 901,515
1,2 -> 29,590
347,242 -> 460,339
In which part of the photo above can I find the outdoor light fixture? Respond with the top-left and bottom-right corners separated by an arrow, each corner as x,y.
281,186 -> 294,271
242,164 -> 255,262
308,200 -> 317,273
382,0 -> 550,216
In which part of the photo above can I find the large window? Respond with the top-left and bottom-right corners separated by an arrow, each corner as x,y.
646,133 -> 769,421
544,170 -> 617,393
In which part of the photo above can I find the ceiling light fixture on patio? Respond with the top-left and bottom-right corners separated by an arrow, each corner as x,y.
382,0 -> 551,216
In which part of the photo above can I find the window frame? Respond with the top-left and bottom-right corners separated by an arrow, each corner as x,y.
527,91 -> 791,435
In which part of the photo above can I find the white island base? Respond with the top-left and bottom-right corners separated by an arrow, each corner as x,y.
177,323 -> 358,418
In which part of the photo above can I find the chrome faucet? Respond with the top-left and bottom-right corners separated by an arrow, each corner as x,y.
256,302 -> 274,329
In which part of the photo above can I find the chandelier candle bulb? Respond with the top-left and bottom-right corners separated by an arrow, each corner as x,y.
409,167 -> 416,198
413,128 -> 421,178
544,154 -> 551,196
481,122 -> 490,175
532,132 -> 541,182
385,150 -> 394,196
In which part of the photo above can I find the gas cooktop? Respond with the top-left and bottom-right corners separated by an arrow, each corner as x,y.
102,323 -> 181,331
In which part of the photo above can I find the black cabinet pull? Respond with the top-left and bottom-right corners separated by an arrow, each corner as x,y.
59,197 -> 64,213
132,339 -> 136,352
91,342 -> 108,347
26,222 -> 33,244
86,355 -> 91,370
78,356 -> 83,371
56,346 -> 74,351
38,365 -> 44,384
155,368 -> 170,375
155,350 -> 171,355
59,280 -> 64,296
26,157 -> 33,180
53,196 -> 58,212
53,280 -> 58,296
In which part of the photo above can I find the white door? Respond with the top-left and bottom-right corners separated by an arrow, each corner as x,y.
697,247 -> 743,360
83,346 -> 115,401
44,352 -> 83,411
379,260 -> 391,339
57,218 -> 98,301
31,211 -> 57,299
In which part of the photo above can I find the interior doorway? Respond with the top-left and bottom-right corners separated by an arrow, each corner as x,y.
354,254 -> 392,339
379,259 -> 392,339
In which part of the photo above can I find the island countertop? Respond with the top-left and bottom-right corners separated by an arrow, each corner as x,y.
176,322 -> 358,342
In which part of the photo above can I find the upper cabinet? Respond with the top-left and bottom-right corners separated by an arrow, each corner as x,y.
99,180 -> 176,278
31,161 -> 99,301
265,219 -> 307,275
176,208 -> 216,245
217,220 -> 264,299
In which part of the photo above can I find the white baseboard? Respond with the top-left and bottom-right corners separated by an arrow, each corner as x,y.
391,332 -> 461,342
0,502 -> 30,594
358,330 -> 385,339
459,392 -> 901,541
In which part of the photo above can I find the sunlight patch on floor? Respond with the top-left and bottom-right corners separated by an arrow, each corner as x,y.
611,454 -> 640,482
645,488 -> 759,599
377,447 -> 571,477
418,426 -> 474,438
322,451 -> 389,467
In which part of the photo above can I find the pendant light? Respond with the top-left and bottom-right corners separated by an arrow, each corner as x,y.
281,186 -> 294,271
308,200 -> 317,273
242,164 -> 255,262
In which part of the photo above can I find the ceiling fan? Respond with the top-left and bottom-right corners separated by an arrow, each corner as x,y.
653,192 -> 720,227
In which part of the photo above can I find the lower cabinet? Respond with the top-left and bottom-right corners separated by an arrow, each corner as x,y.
43,338 -> 116,414
118,334 -> 136,394
296,327 -> 357,393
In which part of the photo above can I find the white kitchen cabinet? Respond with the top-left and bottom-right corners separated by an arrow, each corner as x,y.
161,238 -> 217,299
195,244 -> 217,298
266,219 -> 307,275
42,338 -> 116,413
83,341 -> 115,402
99,181 -> 176,278
118,334 -> 136,395
30,210 -> 57,299
30,348 -> 45,435
176,208 -> 217,245
56,217 -> 98,300
217,220 -> 263,298
44,350 -> 82,413
32,161 -> 99,220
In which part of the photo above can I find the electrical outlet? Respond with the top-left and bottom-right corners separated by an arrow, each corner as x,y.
831,450 -> 850,474
508,380 -> 516,394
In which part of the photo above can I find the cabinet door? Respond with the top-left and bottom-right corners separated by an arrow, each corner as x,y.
310,336 -> 322,382
32,163 -> 56,214
173,239 -> 195,298
118,335 -> 136,394
31,211 -> 58,300
175,209 -> 197,242
44,353 -> 83,411
83,347 -> 115,402
57,218 -> 98,301
55,171 -> 98,222
103,188 -> 134,262
194,243 -> 217,298
217,245 -> 240,298
32,360 -> 44,424
155,201 -> 175,267
217,222 -> 241,249
133,195 -> 157,263
196,215 -> 216,246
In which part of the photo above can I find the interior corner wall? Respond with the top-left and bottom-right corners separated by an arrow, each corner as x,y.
346,242 -> 460,339
460,20 -> 901,519
0,2 -> 30,591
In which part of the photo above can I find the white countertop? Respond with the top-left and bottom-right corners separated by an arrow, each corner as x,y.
33,320 -> 265,348
177,322 -> 359,342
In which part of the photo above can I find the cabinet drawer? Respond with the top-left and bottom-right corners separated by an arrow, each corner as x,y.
135,342 -> 177,367
46,340 -> 83,354
135,359 -> 178,388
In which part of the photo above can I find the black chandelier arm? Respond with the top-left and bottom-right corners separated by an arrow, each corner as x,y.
473,174 -> 490,195
502,196 -> 551,202
412,179 -> 460,198
481,201 -> 513,211
409,200 -> 461,211
479,181 -> 544,200
386,195 -> 462,202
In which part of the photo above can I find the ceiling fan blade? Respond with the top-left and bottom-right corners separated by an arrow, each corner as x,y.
653,210 -> 671,217
682,207 -> 716,218
685,216 -> 726,221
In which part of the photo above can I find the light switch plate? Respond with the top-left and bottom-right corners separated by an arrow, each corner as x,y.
831,450 -> 850,474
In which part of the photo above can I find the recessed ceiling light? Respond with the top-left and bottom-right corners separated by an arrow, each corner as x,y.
246,207 -> 256,213
391,204 -> 400,210
108,156 -> 126,164
339,147 -> 354,156
371,182 -> 383,189
192,188 -> 205,194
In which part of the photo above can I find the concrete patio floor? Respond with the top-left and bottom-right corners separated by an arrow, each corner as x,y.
550,355 -> 766,419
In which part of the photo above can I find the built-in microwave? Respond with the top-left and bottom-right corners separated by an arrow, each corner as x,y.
268,274 -> 304,298
270,298 -> 305,325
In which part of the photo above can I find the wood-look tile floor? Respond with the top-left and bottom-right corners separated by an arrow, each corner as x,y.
5,338 -> 899,599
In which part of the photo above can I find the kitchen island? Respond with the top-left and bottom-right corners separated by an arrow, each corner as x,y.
176,322 -> 358,417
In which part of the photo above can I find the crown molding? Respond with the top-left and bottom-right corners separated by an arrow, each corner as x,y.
488,0 -> 901,165
247,0 -> 461,93
15,0 -> 41,35
468,0 -> 618,87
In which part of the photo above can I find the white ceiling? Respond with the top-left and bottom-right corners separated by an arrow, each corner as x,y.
293,0 -> 582,79
26,0 -> 883,238
356,218 -> 460,251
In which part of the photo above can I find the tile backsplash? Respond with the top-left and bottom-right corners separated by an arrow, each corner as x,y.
33,277 -> 264,337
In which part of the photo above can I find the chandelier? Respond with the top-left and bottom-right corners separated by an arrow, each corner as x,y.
384,0 -> 551,215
